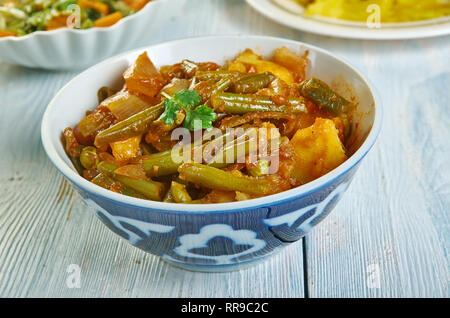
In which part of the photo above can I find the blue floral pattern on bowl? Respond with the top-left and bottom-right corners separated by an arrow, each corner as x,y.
74,165 -> 356,272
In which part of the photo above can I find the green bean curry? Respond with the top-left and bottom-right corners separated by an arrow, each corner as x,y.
63,47 -> 354,204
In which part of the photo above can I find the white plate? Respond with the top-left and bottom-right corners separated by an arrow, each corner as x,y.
246,0 -> 450,40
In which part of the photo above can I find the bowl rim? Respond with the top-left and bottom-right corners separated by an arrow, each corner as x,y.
41,35 -> 383,214
0,0 -> 166,43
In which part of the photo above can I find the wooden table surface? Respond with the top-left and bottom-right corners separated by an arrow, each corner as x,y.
0,0 -> 448,298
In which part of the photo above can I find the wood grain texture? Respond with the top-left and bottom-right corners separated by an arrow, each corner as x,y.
304,39 -> 450,298
0,1 -> 306,298
0,0 -> 448,298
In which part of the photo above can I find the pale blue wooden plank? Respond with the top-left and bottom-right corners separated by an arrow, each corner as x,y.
0,0 -> 304,298
305,37 -> 450,297
0,0 -> 448,298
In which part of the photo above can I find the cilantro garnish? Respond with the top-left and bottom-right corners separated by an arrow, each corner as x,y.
183,105 -> 217,131
161,96 -> 180,125
172,89 -> 202,108
161,89 -> 217,130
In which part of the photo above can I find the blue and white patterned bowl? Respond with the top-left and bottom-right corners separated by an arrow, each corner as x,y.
41,36 -> 382,272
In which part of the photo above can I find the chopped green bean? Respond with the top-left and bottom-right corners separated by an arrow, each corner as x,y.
142,129 -> 253,176
178,163 -> 281,196
97,161 -> 165,201
298,77 -> 353,116
195,70 -> 241,82
80,146 -> 98,170
170,181 -> 192,203
233,72 -> 275,94
211,93 -> 307,114
205,128 -> 258,167
94,102 -> 164,148
142,129 -> 226,176
248,159 -> 270,177
91,173 -> 147,199
218,111 -> 295,129
142,151 -> 181,176
210,75 -> 236,95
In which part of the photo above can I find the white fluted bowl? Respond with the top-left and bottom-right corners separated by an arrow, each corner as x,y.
0,0 -> 181,70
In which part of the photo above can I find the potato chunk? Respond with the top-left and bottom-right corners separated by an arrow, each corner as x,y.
110,135 -> 142,161
273,46 -> 309,83
234,50 -> 294,84
290,118 -> 347,184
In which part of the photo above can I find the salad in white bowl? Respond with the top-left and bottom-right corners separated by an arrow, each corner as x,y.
0,0 -> 148,36
0,0 -> 183,69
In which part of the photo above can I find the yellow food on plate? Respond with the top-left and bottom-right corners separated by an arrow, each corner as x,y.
293,0 -> 450,23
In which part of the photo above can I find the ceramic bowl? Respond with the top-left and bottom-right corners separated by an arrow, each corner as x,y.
0,0 -> 182,70
41,35 -> 382,272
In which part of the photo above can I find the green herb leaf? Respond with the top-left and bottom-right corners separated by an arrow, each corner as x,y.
160,98 -> 180,125
184,105 -> 217,131
161,89 -> 216,130
172,89 -> 202,109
